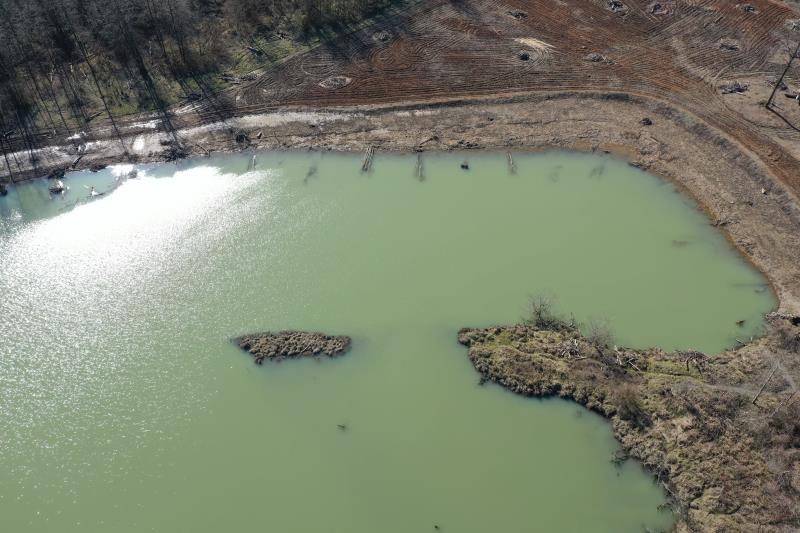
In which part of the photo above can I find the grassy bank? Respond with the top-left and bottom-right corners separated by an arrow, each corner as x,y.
459,309 -> 800,532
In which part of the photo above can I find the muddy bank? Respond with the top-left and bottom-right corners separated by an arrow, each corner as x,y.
236,331 -> 351,364
5,93 -> 799,317
458,315 -> 800,533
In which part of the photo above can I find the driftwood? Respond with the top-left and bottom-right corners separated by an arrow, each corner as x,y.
419,135 -> 438,146
192,141 -> 211,156
613,347 -> 642,371
753,365 -> 778,405
770,390 -> 797,417
557,338 -> 583,359
679,350 -> 708,374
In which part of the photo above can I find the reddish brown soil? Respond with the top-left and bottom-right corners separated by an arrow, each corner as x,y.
215,0 -> 800,198
5,0 -> 800,198
3,6 -> 800,530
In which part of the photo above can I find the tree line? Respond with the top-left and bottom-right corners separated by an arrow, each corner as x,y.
0,0 -> 391,154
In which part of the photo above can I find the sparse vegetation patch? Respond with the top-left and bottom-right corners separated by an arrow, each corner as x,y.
459,312 -> 800,532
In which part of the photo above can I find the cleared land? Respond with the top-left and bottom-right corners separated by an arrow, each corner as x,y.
6,0 -> 800,189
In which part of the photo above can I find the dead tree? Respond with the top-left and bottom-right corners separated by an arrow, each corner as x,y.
753,364 -> 779,405
767,41 -> 800,109
679,350 -> 708,374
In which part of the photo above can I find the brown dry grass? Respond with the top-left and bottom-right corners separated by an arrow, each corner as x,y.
459,314 -> 800,532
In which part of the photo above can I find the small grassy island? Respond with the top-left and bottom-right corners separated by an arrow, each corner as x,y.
237,331 -> 351,364
459,303 -> 800,532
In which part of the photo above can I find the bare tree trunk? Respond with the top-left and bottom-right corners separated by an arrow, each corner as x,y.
19,74 -> 58,133
0,15 -> 60,133
753,365 -> 778,405
0,116 -> 16,181
767,41 -> 800,108
72,33 -> 126,150
45,67 -> 72,133
166,0 -> 189,68
58,64 -> 89,126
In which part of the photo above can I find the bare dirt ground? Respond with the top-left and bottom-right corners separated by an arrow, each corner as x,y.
232,0 -> 800,195
6,0 -> 800,186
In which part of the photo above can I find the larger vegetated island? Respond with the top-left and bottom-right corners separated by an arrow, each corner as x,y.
460,299 -> 800,533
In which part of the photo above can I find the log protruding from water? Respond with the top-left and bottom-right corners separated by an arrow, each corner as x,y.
361,146 -> 375,172
507,152 -> 516,174
236,331 -> 351,364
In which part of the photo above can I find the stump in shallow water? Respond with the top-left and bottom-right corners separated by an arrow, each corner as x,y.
236,331 -> 351,364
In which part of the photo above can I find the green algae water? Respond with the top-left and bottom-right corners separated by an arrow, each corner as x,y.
0,151 -> 775,532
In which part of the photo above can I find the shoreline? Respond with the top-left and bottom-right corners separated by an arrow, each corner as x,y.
4,92 -> 799,317
4,92 -> 800,532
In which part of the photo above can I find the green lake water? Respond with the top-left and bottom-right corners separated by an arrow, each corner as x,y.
0,151 -> 776,532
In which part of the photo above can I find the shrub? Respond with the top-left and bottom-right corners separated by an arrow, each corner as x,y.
524,294 -> 572,330
587,319 -> 615,352
616,386 -> 651,429
775,324 -> 800,353
769,400 -> 800,449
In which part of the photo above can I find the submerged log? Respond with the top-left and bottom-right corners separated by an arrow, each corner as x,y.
235,331 -> 351,364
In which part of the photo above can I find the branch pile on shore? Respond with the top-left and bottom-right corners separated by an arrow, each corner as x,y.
458,316 -> 800,532
236,331 -> 351,364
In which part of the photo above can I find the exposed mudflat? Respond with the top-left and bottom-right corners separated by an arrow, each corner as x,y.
8,93 -> 799,319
